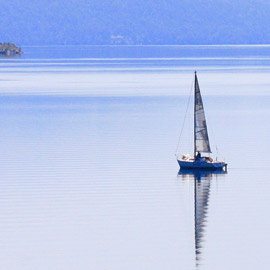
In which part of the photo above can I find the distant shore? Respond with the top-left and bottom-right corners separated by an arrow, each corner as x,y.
0,43 -> 23,56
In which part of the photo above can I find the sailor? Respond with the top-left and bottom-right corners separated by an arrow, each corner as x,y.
196,152 -> 201,160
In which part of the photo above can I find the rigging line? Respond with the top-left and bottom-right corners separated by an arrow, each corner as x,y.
175,77 -> 194,156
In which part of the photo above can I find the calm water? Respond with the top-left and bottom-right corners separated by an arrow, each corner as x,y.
0,46 -> 269,269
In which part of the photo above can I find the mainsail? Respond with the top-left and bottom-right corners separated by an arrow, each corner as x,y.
194,73 -> 211,153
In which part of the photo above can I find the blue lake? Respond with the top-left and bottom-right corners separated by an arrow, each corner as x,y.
0,45 -> 269,269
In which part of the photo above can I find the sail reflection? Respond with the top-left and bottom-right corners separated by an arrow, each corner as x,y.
178,169 -> 227,267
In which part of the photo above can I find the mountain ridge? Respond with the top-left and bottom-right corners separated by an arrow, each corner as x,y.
1,0 -> 269,45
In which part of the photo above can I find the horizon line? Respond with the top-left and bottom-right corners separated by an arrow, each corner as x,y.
21,44 -> 270,47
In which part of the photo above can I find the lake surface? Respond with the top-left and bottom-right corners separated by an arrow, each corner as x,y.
0,45 -> 269,269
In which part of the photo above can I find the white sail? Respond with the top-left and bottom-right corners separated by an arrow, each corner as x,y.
194,73 -> 211,153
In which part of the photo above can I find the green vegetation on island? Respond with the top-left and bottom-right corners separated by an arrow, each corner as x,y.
0,43 -> 23,56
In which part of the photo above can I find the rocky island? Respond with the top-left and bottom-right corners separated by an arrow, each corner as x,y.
0,43 -> 23,56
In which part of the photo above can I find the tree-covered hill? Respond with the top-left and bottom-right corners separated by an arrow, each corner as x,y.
1,0 -> 270,45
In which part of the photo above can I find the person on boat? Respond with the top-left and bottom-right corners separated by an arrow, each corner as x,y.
196,152 -> 201,160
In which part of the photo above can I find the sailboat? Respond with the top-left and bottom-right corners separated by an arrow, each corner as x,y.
177,72 -> 227,171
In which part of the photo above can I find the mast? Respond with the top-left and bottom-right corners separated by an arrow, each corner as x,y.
194,71 -> 197,159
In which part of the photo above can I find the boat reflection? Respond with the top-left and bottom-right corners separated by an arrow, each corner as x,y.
178,169 -> 227,267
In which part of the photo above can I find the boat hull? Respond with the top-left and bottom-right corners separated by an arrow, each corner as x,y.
178,160 -> 227,171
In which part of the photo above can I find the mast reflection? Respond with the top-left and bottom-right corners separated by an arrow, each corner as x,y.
178,169 -> 227,267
